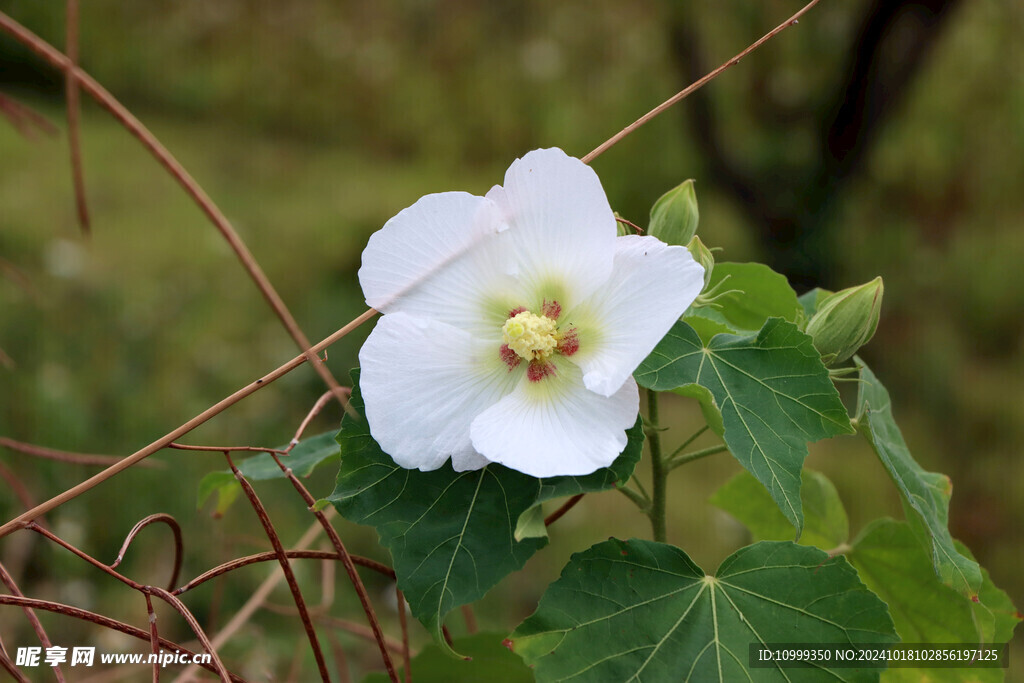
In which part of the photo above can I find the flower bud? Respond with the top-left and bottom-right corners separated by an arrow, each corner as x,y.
686,235 -> 714,289
648,179 -> 698,247
805,277 -> 884,366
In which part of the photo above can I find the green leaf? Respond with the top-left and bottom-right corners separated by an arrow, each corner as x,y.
849,520 -> 1020,683
329,372 -> 643,655
194,431 -> 341,515
329,397 -> 543,656
237,431 -> 341,480
196,471 -> 239,516
711,469 -> 849,549
704,262 -> 802,333
637,319 -> 853,533
362,633 -> 533,683
682,306 -> 738,345
511,539 -> 896,682
798,287 -> 833,321
854,360 -> 982,599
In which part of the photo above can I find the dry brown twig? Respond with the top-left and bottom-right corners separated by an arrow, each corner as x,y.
0,91 -> 59,139
64,0 -> 90,235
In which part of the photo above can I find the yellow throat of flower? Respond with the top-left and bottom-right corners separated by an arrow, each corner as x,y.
502,311 -> 558,361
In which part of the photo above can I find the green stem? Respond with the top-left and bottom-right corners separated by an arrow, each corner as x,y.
666,444 -> 729,472
646,389 -> 667,543
616,484 -> 649,511
665,424 -> 709,462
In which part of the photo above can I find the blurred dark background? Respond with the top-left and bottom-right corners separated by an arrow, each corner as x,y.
1,0 -> 1020,679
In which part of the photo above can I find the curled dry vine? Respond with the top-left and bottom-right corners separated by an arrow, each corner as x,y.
0,2 -> 819,679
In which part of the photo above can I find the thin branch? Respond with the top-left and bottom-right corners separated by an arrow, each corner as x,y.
0,595 -> 248,682
25,522 -> 146,589
144,593 -> 160,683
112,513 -> 184,591
174,515 -> 333,682
288,390 -> 340,453
313,612 -> 407,657
0,462 -> 37,518
167,444 -> 288,456
147,586 -> 233,683
0,347 -> 13,370
614,216 -> 644,234
666,444 -> 729,472
266,451 -> 398,682
0,437 -> 163,468
0,307 -> 377,539
0,91 -> 59,139
0,256 -> 38,300
396,589 -> 411,683
581,0 -> 821,164
544,494 -> 585,527
0,647 -> 32,683
325,630 -> 351,683
174,550 -> 394,596
664,425 -> 710,462
460,604 -> 478,635
616,484 -> 650,512
0,562 -> 65,683
0,10 -> 352,415
226,453 -> 330,683
64,0 -> 89,235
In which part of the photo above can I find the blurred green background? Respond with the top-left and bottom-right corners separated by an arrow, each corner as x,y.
1,0 -> 1021,679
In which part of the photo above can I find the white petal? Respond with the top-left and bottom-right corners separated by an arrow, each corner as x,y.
358,312 -> 522,472
358,192 -> 519,337
485,148 -> 617,308
469,360 -> 639,478
568,235 -> 705,396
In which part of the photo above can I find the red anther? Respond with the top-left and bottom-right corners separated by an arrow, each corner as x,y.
508,306 -> 527,319
527,360 -> 555,382
499,344 -> 521,370
542,299 -> 561,320
558,327 -> 579,356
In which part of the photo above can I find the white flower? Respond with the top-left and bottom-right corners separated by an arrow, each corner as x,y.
357,148 -> 704,478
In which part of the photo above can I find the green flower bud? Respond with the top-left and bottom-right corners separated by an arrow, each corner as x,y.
649,179 -> 698,247
805,277 -> 884,366
686,235 -> 714,289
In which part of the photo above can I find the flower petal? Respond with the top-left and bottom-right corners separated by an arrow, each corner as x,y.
568,235 -> 705,396
358,191 -> 519,337
485,148 -> 617,307
469,360 -> 639,478
358,312 -> 522,471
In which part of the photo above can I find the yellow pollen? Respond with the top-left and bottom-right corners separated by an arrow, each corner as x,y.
502,311 -> 558,361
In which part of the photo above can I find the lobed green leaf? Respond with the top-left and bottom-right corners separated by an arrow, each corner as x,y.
511,538 -> 896,682
637,318 -> 853,533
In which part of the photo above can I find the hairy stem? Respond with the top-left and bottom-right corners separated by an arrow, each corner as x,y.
646,389 -> 667,543
666,444 -> 729,472
616,484 -> 650,512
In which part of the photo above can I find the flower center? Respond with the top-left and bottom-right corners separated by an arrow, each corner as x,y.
502,311 -> 558,361
498,301 -> 579,382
